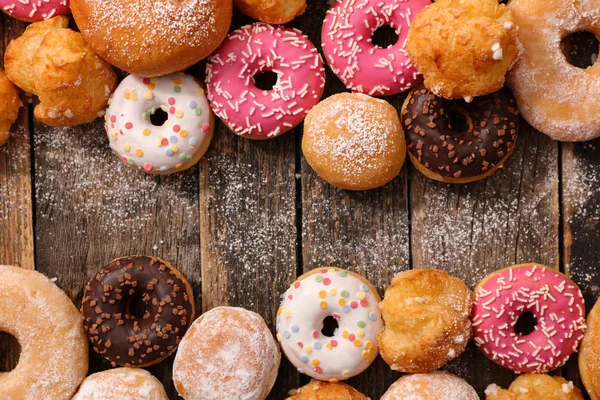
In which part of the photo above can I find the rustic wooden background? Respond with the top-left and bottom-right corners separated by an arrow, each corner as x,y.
1,3 -> 599,399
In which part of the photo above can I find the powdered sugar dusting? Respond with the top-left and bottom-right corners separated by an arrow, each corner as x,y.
72,368 -> 168,400
380,371 -> 478,400
0,125 -> 30,223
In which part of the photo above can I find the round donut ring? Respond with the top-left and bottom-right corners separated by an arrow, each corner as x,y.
206,22 -> 326,140
0,0 -> 70,22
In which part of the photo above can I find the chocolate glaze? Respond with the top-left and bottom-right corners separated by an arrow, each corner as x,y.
402,84 -> 519,179
81,256 -> 194,367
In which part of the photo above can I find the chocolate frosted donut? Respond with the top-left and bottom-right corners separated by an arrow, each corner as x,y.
402,84 -> 519,183
81,256 -> 195,368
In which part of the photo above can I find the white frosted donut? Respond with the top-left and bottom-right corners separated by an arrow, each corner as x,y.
381,371 -> 478,400
72,368 -> 168,400
0,265 -> 88,399
105,73 -> 214,174
276,267 -> 383,382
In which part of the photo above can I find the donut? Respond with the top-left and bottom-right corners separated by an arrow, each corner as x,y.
105,73 -> 214,175
0,0 -> 70,22
579,296 -> 600,399
485,374 -> 583,400
381,371 -> 478,400
172,306 -> 280,400
286,380 -> 368,400
302,92 -> 406,191
81,256 -> 195,368
276,267 -> 384,381
233,0 -> 306,24
472,263 -> 586,373
401,84 -> 519,183
70,0 -> 232,77
379,269 -> 473,373
206,23 -> 326,140
72,368 -> 168,400
507,0 -> 600,141
407,0 -> 521,99
0,265 -> 88,399
0,68 -> 20,147
322,0 -> 430,96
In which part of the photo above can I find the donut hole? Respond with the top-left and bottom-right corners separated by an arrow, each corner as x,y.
561,31 -> 600,69
514,311 -> 537,336
372,25 -> 399,49
149,108 -> 169,126
126,295 -> 148,320
448,110 -> 471,133
0,332 -> 21,372
253,71 -> 279,91
321,316 -> 339,337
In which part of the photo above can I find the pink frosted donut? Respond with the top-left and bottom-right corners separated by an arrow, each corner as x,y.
472,263 -> 586,373
206,23 -> 326,140
322,0 -> 430,96
1,0 -> 69,22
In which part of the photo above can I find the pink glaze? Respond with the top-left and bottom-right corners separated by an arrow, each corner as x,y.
206,23 -> 326,139
322,0 -> 430,96
472,264 -> 586,373
0,0 -> 69,22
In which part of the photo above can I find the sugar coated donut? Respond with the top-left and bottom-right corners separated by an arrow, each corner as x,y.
105,73 -> 214,174
579,296 -> 600,400
81,256 -> 195,368
206,23 -> 326,139
379,269 -> 473,373
472,263 -> 586,373
0,68 -> 20,147
485,374 -> 583,400
381,371 -> 478,400
72,368 -> 168,400
507,0 -> 600,141
276,267 -> 383,381
322,0 -> 429,96
0,0 -> 70,22
173,306 -> 280,400
0,265 -> 88,399
402,84 -> 519,183
286,380 -> 368,400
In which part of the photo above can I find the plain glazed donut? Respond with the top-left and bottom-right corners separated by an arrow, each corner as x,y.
72,368 -> 168,400
322,0 -> 430,96
579,296 -> 600,399
485,374 -> 583,400
507,0 -> 600,141
70,0 -> 232,77
0,0 -> 69,22
0,265 -> 88,400
402,84 -> 519,183
233,0 -> 306,24
472,263 -> 586,373
173,306 -> 280,400
276,267 -> 384,381
105,73 -> 214,174
206,23 -> 326,139
381,371 -> 478,400
0,68 -> 20,147
286,380 -> 368,400
81,256 -> 195,368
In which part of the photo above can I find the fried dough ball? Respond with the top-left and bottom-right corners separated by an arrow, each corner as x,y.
286,381 -> 368,400
4,16 -> 117,127
0,68 -> 20,146
72,368 -> 169,400
579,296 -> 600,400
485,374 -> 583,400
379,269 -> 473,373
382,371 -> 478,400
407,0 -> 521,99
234,0 -> 306,24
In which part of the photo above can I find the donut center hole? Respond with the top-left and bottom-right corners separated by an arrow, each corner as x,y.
321,316 -> 339,337
0,332 -> 21,372
561,31 -> 599,69
448,111 -> 470,133
514,311 -> 537,336
126,295 -> 148,320
149,108 -> 169,126
372,25 -> 399,48
253,71 -> 279,91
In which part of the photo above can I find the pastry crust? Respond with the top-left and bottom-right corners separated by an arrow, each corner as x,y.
72,368 -> 169,400
286,381 -> 368,400
381,371 -> 478,400
579,296 -> 600,399
234,0 -> 306,24
0,68 -> 20,146
485,374 -> 583,400
4,16 -> 117,127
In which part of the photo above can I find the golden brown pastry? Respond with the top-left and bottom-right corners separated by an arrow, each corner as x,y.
72,368 -> 168,400
379,269 -> 473,373
4,16 -> 117,127
286,381 -> 368,400
0,68 -> 20,146
407,0 -> 521,99
579,296 -> 600,399
234,0 -> 306,24
485,374 -> 583,400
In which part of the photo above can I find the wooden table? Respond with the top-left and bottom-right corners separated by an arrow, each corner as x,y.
1,4 -> 599,399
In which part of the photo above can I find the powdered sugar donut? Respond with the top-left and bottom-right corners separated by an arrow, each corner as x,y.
206,23 -> 326,139
322,0 -> 430,96
105,73 -> 214,174
277,267 -> 383,381
381,371 -> 478,400
72,368 -> 168,400
472,263 -> 586,373
0,0 -> 70,22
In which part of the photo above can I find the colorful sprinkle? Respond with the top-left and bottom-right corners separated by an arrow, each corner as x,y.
143,163 -> 152,172
123,144 -> 131,152
142,128 -> 151,136
135,148 -> 143,157
341,290 -> 349,298
314,342 -> 322,350
291,325 -> 299,333
125,122 -> 133,130
338,270 -> 347,277
174,86 -> 182,93
283,331 -> 291,339
319,301 -> 328,309
194,107 -> 203,116
201,124 -> 210,133
304,346 -> 313,354
189,101 -> 198,109
318,290 -> 327,299
369,312 -> 377,321
170,135 -> 178,144
357,320 -> 366,328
